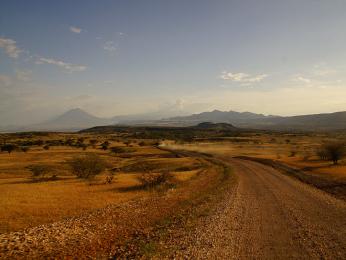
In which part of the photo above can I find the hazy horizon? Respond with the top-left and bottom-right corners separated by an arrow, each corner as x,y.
1,0 -> 346,125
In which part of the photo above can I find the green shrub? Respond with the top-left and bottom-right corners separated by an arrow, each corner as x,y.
110,146 -> 126,153
27,164 -> 56,180
76,142 -> 87,150
66,154 -> 108,179
77,137 -> 85,143
137,172 -> 173,189
104,172 -> 115,184
65,138 -> 74,146
138,141 -> 146,146
110,146 -> 135,154
319,142 -> 345,164
36,140 -> 44,146
21,146 -> 30,153
101,141 -> 109,150
89,139 -> 98,148
1,144 -> 17,154
316,148 -> 328,160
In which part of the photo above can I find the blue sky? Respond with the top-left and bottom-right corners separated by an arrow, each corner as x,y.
1,0 -> 346,125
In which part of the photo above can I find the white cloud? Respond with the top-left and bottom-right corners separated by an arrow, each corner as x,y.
0,37 -> 22,58
103,41 -> 116,54
294,75 -> 312,84
0,37 -> 87,74
36,57 -> 87,73
220,71 -> 268,84
69,26 -> 82,34
292,64 -> 343,87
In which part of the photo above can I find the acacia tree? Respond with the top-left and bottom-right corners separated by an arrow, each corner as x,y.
27,164 -> 56,181
320,142 -> 345,165
89,139 -> 98,148
101,141 -> 109,150
66,153 -> 108,179
1,144 -> 17,154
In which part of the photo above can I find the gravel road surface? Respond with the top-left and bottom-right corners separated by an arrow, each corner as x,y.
171,158 -> 346,259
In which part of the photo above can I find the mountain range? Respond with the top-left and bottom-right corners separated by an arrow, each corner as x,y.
163,110 -> 346,131
1,108 -> 346,132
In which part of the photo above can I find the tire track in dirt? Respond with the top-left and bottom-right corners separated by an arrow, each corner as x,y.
163,157 -> 346,259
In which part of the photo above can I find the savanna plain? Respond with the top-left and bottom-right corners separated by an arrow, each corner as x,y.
0,127 -> 345,258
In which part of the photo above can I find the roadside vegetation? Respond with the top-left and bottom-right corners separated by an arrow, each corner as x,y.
1,127 -> 346,235
66,153 -> 109,179
0,132 -> 204,233
316,141 -> 345,164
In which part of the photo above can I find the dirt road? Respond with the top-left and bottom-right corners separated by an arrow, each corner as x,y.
171,157 -> 346,259
1,155 -> 345,259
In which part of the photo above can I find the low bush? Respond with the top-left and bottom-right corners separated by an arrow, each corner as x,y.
101,141 -> 109,150
27,164 -> 56,181
316,148 -> 328,161
66,153 -> 109,179
104,172 -> 115,184
138,141 -> 146,146
36,140 -> 44,146
110,146 -> 136,154
137,171 -> 174,189
89,139 -> 98,148
65,138 -> 75,146
110,146 -> 127,153
21,146 -> 30,153
1,144 -> 18,154
75,142 -> 87,150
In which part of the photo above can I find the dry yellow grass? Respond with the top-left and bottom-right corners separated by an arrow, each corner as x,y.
0,141 -> 199,233
1,132 -> 344,233
0,174 -> 147,233
165,133 -> 346,181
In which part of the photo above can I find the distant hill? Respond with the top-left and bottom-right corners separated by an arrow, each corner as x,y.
3,108 -> 346,132
21,108 -> 112,131
164,110 -> 346,131
170,110 -> 274,123
191,122 -> 238,131
80,122 -> 241,142
161,110 -> 279,128
260,111 -> 346,131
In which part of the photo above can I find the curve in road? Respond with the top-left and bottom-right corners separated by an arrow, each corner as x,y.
177,158 -> 346,259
